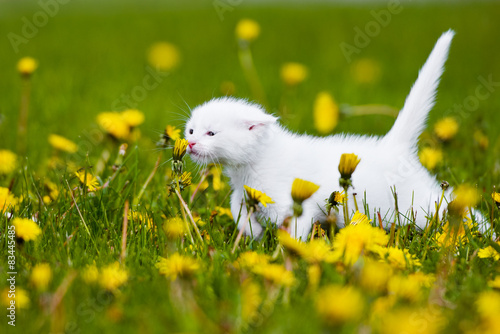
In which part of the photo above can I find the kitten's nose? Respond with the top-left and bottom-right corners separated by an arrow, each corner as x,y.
188,142 -> 196,149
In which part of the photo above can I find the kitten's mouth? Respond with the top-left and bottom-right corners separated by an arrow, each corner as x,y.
187,148 -> 204,159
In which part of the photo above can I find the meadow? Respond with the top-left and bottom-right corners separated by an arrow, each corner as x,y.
1,1 -> 500,333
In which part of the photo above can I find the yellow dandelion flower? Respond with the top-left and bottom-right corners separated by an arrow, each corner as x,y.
17,57 -> 38,76
434,117 -> 459,141
291,178 -> 320,204
449,184 -> 480,216
0,150 -> 17,174
332,221 -> 388,266
476,290 -> 500,319
0,187 -> 18,212
478,243 -> 500,261
235,251 -> 270,270
370,296 -> 396,324
252,263 -> 295,287
99,262 -> 128,291
388,273 -> 432,302
155,253 -> 200,280
82,264 -> 99,284
12,218 -> 41,242
75,170 -> 99,192
278,229 -> 307,257
30,263 -> 52,291
241,278 -> 262,324
327,191 -> 345,210
163,217 -> 186,239
97,112 -> 130,140
419,146 -> 443,170
301,239 -> 336,264
128,210 -> 153,230
313,92 -> 339,134
454,184 -> 480,208
474,129 -> 489,149
316,285 -> 364,325
360,259 -> 393,293
376,246 -> 421,270
179,171 -> 192,188
435,219 -> 473,247
215,206 -> 233,219
492,192 -> 500,205
173,138 -> 188,161
2,287 -> 30,309
165,125 -> 181,141
488,276 -> 500,289
244,185 -> 274,208
121,109 -> 144,127
378,307 -> 446,334
147,42 -> 181,71
350,58 -> 381,84
307,264 -> 321,292
210,166 -> 225,191
338,153 -> 361,179
350,211 -> 372,225
48,134 -> 78,153
235,19 -> 260,41
280,62 -> 308,86
45,181 -> 59,201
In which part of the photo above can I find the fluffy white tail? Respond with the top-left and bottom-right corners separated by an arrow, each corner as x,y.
383,30 -> 455,148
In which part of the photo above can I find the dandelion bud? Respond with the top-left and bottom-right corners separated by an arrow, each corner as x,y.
327,191 -> 345,211
30,263 -> 52,291
493,191 -> 500,208
173,139 -> 188,161
179,171 -> 192,190
291,178 -> 320,204
290,178 -> 319,217
280,62 -> 308,86
244,185 -> 274,209
434,117 -> 459,141
338,153 -> 360,188
17,57 -> 38,77
448,184 -> 480,217
235,19 -> 260,42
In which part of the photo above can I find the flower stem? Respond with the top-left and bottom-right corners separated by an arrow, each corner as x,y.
120,200 -> 129,263
342,104 -> 398,118
175,188 -> 203,243
237,43 -> 268,108
343,185 -> 350,227
232,206 -> 254,254
17,77 -> 31,156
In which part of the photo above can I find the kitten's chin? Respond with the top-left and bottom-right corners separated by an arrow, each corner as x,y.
188,151 -> 210,165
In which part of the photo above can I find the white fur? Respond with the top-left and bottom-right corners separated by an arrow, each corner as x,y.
184,30 -> 486,240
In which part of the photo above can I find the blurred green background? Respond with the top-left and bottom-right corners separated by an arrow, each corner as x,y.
1,0 -> 499,180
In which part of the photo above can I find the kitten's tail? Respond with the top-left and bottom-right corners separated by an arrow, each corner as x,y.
383,30 -> 455,149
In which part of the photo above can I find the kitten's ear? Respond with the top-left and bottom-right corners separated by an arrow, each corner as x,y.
244,113 -> 278,131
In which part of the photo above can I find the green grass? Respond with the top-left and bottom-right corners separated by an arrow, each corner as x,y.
1,2 -> 500,333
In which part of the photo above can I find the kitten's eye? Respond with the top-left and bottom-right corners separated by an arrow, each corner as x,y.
207,131 -> 215,136
189,129 -> 194,134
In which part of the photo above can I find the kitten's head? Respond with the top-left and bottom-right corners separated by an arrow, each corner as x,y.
185,97 -> 277,166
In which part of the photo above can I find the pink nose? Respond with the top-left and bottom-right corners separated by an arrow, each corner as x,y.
188,142 -> 196,149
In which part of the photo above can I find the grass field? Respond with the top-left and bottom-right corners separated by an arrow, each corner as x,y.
1,1 -> 500,333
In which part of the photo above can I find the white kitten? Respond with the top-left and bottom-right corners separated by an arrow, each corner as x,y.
185,30 -> 485,240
